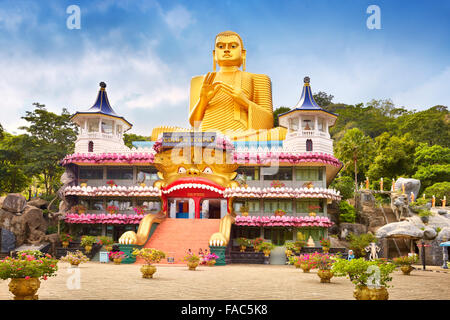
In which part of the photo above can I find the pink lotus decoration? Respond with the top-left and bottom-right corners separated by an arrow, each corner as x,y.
60,150 -> 341,168
234,215 -> 333,227
223,186 -> 341,200
64,213 -> 146,224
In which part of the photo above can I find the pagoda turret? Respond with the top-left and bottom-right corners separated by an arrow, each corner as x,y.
70,82 -> 132,153
279,77 -> 337,154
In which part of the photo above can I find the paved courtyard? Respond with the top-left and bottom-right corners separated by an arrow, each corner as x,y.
0,262 -> 449,300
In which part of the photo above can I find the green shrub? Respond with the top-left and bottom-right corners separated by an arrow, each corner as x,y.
330,176 -> 354,200
424,182 -> 450,205
339,201 -> 357,223
346,233 -> 377,258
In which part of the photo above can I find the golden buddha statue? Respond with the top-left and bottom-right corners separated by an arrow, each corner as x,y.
188,31 -> 285,141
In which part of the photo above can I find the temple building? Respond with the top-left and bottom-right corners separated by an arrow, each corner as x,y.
60,31 -> 342,265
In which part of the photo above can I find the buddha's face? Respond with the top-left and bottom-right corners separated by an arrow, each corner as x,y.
214,35 -> 244,67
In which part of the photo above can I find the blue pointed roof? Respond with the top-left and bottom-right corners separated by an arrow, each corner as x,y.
278,77 -> 338,118
71,82 -> 132,129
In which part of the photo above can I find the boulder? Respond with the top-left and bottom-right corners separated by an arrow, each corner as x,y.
394,178 -> 421,202
423,227 -> 437,240
2,193 -> 27,213
437,227 -> 450,242
376,221 -> 424,239
27,198 -> 49,209
339,223 -> 367,239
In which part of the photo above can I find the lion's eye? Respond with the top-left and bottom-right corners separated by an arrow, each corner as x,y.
203,167 -> 213,174
178,167 -> 186,173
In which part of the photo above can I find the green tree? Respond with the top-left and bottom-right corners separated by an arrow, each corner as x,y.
394,105 -> 450,147
273,106 -> 291,127
0,132 -> 31,194
19,103 -> 77,195
335,128 -> 373,192
424,182 -> 450,205
123,133 -> 151,148
412,143 -> 450,190
313,91 -> 334,107
367,134 -> 417,182
329,175 -> 354,200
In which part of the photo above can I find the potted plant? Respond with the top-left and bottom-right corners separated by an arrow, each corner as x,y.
393,254 -> 418,275
0,250 -> 58,300
285,242 -> 295,257
79,179 -> 88,187
106,205 -> 119,215
239,205 -> 249,217
258,242 -> 275,257
298,253 -> 320,273
308,204 -> 321,217
80,235 -> 97,253
60,251 -> 89,267
311,253 -> 336,283
236,237 -> 251,252
274,209 -> 286,217
109,251 -> 126,264
332,258 -> 396,300
106,180 -> 117,187
418,209 -> 433,224
184,253 -> 200,270
303,181 -> 314,189
59,233 -> 73,248
270,180 -> 285,188
97,236 -> 114,252
252,238 -> 264,253
204,253 -> 219,266
320,238 -> 331,253
132,248 -> 166,278
71,204 -> 87,215
133,206 -> 146,215
293,240 -> 306,254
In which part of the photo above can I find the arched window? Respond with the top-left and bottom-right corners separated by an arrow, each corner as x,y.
306,139 -> 313,152
88,141 -> 94,152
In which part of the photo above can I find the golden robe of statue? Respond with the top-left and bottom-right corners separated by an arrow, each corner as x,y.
188,31 -> 284,140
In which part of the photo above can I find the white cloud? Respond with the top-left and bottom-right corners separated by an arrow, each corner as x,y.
160,5 -> 195,33
0,40 -> 189,136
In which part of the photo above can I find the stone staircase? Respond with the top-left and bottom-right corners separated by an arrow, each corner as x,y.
139,218 -> 221,264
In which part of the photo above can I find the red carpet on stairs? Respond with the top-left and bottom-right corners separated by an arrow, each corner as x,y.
136,218 -> 221,264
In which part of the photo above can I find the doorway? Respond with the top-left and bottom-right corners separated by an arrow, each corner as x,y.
200,199 -> 227,219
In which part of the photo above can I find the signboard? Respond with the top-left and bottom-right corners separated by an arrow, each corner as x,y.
162,132 -> 216,148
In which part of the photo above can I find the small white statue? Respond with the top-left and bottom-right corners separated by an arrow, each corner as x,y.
307,235 -> 315,247
365,242 -> 381,261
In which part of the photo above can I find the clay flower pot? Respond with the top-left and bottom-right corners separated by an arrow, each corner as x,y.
317,269 -> 333,283
140,265 -> 157,278
353,286 -> 389,300
85,245 -> 92,253
62,241 -> 69,248
8,278 -> 41,300
300,263 -> 311,273
207,260 -> 216,266
187,261 -> 199,270
113,258 -> 122,265
400,265 -> 414,275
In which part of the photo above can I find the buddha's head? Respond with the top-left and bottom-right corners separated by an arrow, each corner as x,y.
213,31 -> 246,70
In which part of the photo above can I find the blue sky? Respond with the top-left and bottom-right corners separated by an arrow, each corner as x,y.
1,0 -> 449,136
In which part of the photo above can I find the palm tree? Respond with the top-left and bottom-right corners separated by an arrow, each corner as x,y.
336,128 -> 372,194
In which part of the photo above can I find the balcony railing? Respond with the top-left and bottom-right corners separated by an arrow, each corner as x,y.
287,130 -> 330,138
